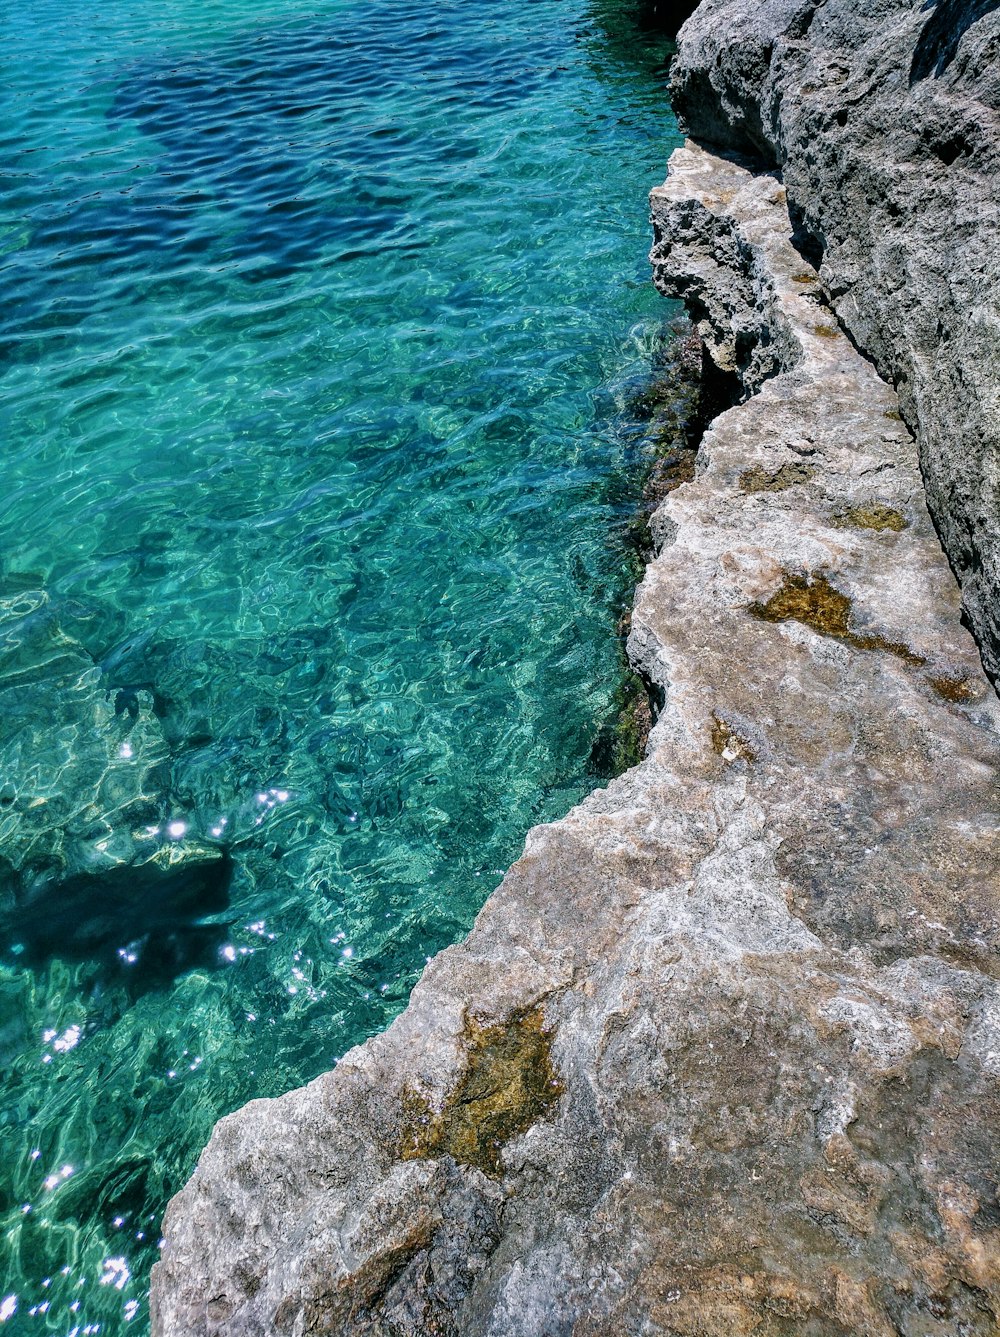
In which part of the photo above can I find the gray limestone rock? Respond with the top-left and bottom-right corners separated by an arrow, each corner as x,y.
151,148 -> 1000,1335
670,0 -> 1000,680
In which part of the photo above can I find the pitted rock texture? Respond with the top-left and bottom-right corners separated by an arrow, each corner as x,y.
670,0 -> 1000,681
151,149 -> 1000,1336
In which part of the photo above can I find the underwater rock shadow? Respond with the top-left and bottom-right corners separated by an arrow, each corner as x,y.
1,850 -> 235,993
2,0 -> 558,369
104,1 -> 554,272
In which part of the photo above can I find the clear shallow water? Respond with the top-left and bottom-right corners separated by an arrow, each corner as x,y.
0,0 -> 680,1330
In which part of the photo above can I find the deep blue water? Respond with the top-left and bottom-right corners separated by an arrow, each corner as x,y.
0,0 -> 680,1330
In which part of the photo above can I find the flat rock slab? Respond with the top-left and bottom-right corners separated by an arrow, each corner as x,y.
151,147 -> 1000,1336
670,0 -> 1000,682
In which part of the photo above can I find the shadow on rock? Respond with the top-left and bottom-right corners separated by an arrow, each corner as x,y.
910,0 -> 1000,81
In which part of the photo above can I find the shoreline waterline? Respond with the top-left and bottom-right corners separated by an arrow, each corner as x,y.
0,2 -> 683,1330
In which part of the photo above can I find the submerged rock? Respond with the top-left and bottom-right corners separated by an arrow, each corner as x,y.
0,590 -> 169,894
151,144 -> 1000,1334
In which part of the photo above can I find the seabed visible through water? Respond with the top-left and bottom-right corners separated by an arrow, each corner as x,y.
0,0 -> 682,1329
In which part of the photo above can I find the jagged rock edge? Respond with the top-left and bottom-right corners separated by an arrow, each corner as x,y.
150,145 -> 1000,1337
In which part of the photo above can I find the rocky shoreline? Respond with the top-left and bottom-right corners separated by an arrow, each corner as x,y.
152,5 -> 1000,1332
670,0 -> 1000,681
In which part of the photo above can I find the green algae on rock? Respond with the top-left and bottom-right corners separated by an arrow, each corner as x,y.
623,324 -> 704,562
749,572 -> 926,666
589,662 -> 656,777
831,502 -> 907,532
399,1007 -> 563,1179
609,678 -> 654,772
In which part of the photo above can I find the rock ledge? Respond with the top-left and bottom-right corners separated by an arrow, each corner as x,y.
671,0 -> 1000,680
151,147 -> 1000,1336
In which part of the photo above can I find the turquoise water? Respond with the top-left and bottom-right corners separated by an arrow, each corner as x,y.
0,0 -> 680,1330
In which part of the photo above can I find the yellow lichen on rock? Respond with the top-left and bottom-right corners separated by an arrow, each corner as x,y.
400,1007 -> 563,1178
749,572 -> 925,665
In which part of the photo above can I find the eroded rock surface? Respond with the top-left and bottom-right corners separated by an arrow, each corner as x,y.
670,0 -> 1000,679
152,146 -> 1000,1336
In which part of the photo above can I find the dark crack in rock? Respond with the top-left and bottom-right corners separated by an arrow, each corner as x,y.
670,0 -> 1000,683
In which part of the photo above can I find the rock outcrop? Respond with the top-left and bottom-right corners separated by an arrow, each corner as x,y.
151,144 -> 1000,1335
670,0 -> 1000,680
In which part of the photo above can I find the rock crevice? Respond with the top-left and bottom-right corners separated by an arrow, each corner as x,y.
670,0 -> 1000,680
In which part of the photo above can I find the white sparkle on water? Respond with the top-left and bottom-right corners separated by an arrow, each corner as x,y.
99,1257 -> 130,1291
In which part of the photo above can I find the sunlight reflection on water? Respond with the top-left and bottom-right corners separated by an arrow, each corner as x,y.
0,0 -> 681,1329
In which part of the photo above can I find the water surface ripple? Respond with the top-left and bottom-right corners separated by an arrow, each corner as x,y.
0,0 -> 680,1329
